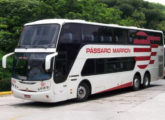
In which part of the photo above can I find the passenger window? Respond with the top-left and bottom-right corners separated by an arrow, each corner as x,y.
96,59 -> 105,74
82,25 -> 99,43
126,58 -> 135,70
114,29 -> 128,44
98,27 -> 113,43
81,57 -> 135,76
147,32 -> 163,45
129,30 -> 137,44
82,34 -> 94,42
60,33 -> 73,43
59,23 -> 81,43
81,59 -> 95,76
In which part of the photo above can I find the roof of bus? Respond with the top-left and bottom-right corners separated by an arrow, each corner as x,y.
25,19 -> 163,33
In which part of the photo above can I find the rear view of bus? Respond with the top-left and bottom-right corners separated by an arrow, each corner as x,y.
2,19 -> 164,103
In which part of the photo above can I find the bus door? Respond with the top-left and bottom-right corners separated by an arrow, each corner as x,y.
53,52 -> 69,100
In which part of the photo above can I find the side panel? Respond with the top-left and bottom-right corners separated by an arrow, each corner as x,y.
69,43 -> 162,94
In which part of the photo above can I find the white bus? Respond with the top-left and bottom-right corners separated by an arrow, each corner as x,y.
164,45 -> 165,77
2,19 -> 164,102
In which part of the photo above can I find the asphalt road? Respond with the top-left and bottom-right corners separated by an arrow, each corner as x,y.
1,79 -> 165,120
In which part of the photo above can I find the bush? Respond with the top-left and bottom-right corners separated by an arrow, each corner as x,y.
0,51 -> 12,91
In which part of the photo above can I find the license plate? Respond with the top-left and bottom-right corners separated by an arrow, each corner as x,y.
24,94 -> 31,98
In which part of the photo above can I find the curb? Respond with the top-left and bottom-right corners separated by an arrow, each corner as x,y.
0,91 -> 12,96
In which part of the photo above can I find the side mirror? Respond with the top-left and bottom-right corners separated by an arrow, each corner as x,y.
45,52 -> 58,70
2,52 -> 14,69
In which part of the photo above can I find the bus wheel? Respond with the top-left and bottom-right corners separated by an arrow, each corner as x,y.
77,83 -> 90,102
143,73 -> 150,88
132,75 -> 141,91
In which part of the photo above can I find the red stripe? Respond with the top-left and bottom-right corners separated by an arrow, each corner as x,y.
134,39 -> 150,45
151,52 -> 157,56
136,31 -> 148,36
96,82 -> 132,94
134,48 -> 151,52
149,60 -> 154,64
150,44 -> 159,48
135,56 -> 150,61
148,36 -> 161,41
137,65 -> 148,69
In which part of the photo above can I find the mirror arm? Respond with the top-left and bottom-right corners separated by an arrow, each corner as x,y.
2,52 -> 14,68
45,52 -> 58,70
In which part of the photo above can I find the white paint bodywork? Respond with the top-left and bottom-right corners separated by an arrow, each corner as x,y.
14,48 -> 56,53
164,45 -> 165,77
7,19 -> 164,103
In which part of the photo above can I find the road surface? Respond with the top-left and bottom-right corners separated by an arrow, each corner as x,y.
1,79 -> 165,120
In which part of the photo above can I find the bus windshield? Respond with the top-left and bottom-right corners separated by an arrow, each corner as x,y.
19,24 -> 60,48
12,53 -> 53,81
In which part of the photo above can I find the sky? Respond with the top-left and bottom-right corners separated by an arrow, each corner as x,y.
144,0 -> 165,5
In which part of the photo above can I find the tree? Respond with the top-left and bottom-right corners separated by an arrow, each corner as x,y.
0,0 -> 59,52
64,0 -> 122,24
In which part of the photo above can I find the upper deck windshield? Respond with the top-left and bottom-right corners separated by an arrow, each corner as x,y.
19,24 -> 60,48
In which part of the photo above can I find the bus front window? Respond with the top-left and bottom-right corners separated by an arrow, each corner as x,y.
19,24 -> 60,48
13,53 -> 53,81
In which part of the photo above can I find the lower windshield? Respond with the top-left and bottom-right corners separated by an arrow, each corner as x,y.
19,24 -> 60,48
13,53 -> 53,81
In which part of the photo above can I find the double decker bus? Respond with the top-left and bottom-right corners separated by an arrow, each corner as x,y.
164,45 -> 165,77
2,19 -> 164,102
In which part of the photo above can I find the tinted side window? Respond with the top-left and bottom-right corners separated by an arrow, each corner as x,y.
81,59 -> 95,76
114,29 -> 128,44
82,24 -> 99,43
81,57 -> 135,76
96,59 -> 105,74
148,32 -> 163,45
105,59 -> 117,73
98,27 -> 113,43
129,30 -> 137,44
129,30 -> 163,45
123,58 -> 135,70
59,23 -> 81,43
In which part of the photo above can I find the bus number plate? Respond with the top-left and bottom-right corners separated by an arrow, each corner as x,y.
24,94 -> 31,98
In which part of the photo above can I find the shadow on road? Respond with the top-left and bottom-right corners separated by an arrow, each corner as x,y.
11,84 -> 162,108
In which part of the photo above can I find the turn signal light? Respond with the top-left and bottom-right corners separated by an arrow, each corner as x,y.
70,89 -> 72,94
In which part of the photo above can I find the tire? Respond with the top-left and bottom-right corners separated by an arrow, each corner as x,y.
132,75 -> 141,91
76,83 -> 90,102
143,73 -> 150,88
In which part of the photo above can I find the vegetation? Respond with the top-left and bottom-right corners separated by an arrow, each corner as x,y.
0,0 -> 165,91
0,52 -> 12,91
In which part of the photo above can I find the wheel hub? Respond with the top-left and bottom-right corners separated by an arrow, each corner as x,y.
144,77 -> 149,86
78,86 -> 86,99
134,78 -> 139,88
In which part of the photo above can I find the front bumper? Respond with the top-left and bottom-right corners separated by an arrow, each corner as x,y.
12,87 -> 54,102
